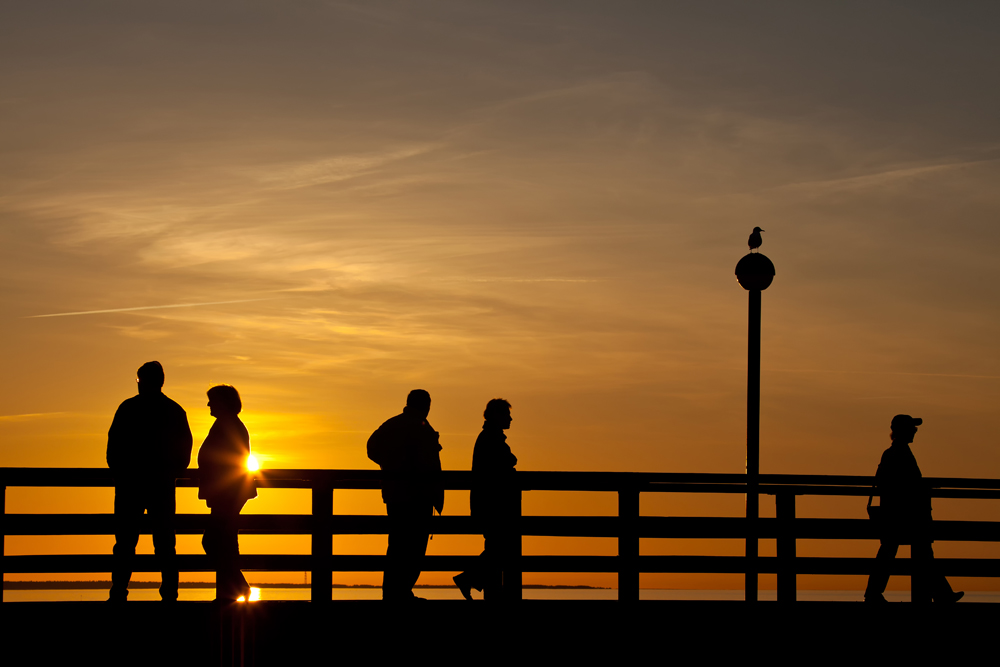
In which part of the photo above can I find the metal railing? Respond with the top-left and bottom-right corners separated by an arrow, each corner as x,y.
4,468 -> 1000,602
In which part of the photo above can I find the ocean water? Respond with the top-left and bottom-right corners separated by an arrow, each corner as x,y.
5,588 -> 1000,603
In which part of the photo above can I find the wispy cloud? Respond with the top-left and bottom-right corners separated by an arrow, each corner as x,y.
763,368 -> 1000,380
765,157 -> 1000,197
24,299 -> 270,319
246,145 -> 439,190
447,277 -> 602,283
0,412 -> 70,421
854,397 -> 908,401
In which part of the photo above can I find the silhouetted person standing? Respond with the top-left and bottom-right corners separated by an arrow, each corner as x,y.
107,361 -> 192,602
864,415 -> 963,603
367,389 -> 444,601
198,385 -> 257,602
454,398 -> 517,601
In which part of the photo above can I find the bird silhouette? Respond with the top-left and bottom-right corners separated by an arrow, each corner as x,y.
748,227 -> 764,252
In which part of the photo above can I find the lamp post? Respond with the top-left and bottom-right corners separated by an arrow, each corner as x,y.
735,251 -> 775,602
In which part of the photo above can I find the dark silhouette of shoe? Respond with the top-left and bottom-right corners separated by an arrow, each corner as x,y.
454,573 -> 473,601
937,591 -> 964,603
865,594 -> 888,603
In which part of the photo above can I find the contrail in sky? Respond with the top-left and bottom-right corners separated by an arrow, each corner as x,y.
25,299 -> 269,319
763,368 -> 1000,380
0,412 -> 69,421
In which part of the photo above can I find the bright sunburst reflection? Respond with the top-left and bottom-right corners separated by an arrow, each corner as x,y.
246,454 -> 260,471
237,587 -> 261,602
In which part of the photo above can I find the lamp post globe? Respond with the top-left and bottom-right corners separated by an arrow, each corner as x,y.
735,252 -> 775,291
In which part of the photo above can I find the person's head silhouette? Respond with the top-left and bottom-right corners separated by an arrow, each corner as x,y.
207,384 -> 242,418
484,398 -> 512,429
404,389 -> 431,421
890,414 -> 922,444
136,361 -> 164,395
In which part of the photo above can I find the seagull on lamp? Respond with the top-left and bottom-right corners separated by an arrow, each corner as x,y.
748,227 -> 764,252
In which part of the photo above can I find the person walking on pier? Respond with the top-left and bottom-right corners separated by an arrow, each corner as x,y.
107,361 -> 193,603
864,414 -> 963,603
198,384 -> 257,603
454,398 -> 517,601
367,389 -> 444,601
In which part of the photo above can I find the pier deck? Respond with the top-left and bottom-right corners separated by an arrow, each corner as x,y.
5,600 -> 997,665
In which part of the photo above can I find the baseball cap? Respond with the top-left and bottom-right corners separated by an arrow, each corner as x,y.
891,414 -> 922,430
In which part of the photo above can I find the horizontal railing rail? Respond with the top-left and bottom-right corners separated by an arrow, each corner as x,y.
6,514 -> 1000,540
4,468 -> 1000,602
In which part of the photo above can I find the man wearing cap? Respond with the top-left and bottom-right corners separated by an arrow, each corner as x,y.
864,414 -> 963,603
106,361 -> 193,602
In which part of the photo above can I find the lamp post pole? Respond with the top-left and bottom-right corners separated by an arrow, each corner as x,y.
735,250 -> 774,603
746,288 -> 761,601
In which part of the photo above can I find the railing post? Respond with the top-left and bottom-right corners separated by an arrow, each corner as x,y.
618,485 -> 640,601
310,479 -> 333,603
776,492 -> 796,602
500,489 -> 523,600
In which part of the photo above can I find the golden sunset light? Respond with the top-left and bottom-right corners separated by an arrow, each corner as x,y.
3,2 -> 1000,606
236,587 -> 261,603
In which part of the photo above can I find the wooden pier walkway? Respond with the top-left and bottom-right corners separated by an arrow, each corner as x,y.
5,599 -> 999,665
6,466 -> 1000,664
5,467 -> 1000,602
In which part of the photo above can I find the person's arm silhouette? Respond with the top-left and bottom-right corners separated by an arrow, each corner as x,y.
106,403 -> 128,472
171,404 -> 194,475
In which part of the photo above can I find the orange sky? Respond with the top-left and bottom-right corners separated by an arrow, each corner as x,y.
3,2 -> 1000,591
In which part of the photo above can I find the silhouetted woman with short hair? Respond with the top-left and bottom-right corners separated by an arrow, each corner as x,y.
198,385 -> 257,602
454,398 -> 517,600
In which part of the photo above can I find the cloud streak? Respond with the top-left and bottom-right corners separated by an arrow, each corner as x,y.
764,157 -> 1000,197
446,277 -> 603,283
763,368 -> 1000,380
246,145 -> 439,191
0,412 -> 70,421
24,299 -> 271,319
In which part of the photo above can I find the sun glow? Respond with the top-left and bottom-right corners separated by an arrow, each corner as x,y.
247,454 -> 260,471
237,587 -> 261,602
